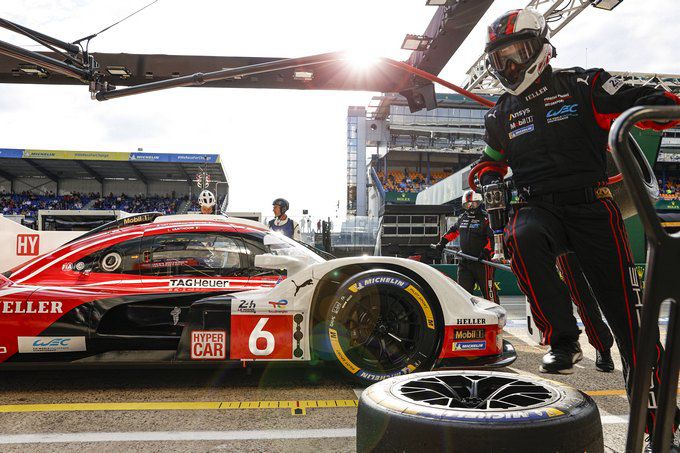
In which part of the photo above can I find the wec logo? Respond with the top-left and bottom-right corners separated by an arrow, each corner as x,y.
547,104 -> 578,119
17,336 -> 86,353
33,338 -> 70,348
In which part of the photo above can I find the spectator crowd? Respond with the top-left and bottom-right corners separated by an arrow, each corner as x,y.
659,177 -> 680,200
1,190 -> 186,219
376,168 -> 450,193
0,191 -> 92,218
92,193 -> 185,214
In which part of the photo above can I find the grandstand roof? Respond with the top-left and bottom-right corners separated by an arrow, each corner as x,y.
369,92 -> 498,120
0,148 -> 226,184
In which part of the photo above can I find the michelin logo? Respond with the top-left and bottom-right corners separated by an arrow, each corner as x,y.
508,124 -> 534,139
170,279 -> 230,288
349,276 -> 407,292
453,341 -> 486,351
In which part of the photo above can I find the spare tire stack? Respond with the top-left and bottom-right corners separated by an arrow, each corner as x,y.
357,371 -> 603,453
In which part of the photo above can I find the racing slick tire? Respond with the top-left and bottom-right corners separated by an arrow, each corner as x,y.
324,269 -> 443,384
356,370 -> 603,453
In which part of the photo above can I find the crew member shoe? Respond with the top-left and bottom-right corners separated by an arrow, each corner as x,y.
643,432 -> 680,453
595,349 -> 615,372
539,341 -> 583,374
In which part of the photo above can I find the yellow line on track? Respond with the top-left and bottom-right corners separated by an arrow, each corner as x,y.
0,400 -> 359,414
585,389 -> 627,396
3,388 -> 666,414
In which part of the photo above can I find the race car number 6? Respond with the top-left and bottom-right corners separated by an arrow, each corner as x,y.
249,317 -> 275,356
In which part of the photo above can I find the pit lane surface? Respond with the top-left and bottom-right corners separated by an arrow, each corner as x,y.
0,296 -> 670,452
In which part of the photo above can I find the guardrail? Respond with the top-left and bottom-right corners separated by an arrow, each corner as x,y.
609,106 -> 680,453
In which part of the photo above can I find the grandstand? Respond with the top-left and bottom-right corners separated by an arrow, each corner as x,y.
0,148 -> 227,228
360,93 -> 491,215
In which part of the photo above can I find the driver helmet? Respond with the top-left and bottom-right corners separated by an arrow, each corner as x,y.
198,190 -> 216,208
485,8 -> 555,95
272,198 -> 289,217
462,189 -> 482,211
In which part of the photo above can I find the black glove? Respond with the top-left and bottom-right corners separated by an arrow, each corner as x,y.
433,239 -> 447,253
480,172 -> 503,187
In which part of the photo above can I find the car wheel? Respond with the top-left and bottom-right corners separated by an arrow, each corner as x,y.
357,370 -> 603,453
324,269 -> 442,383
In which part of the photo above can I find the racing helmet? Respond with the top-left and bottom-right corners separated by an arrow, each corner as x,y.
198,190 -> 216,208
462,189 -> 482,211
272,198 -> 289,216
485,8 -> 555,95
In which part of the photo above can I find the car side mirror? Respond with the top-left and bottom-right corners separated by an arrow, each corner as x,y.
254,254 -> 306,276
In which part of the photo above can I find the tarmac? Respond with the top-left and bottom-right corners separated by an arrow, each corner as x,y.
0,296 -> 672,452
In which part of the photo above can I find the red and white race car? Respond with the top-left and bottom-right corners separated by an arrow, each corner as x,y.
0,213 -> 515,382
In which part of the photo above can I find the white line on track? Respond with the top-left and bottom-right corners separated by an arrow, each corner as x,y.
0,428 -> 357,445
0,415 -> 631,445
601,415 -> 628,425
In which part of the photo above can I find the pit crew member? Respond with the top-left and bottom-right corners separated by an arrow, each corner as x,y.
477,7 -> 680,433
198,190 -> 216,214
434,190 -> 499,303
268,198 -> 300,240
557,252 -> 614,372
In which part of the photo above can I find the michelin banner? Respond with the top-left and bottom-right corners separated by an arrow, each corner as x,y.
0,149 -> 219,164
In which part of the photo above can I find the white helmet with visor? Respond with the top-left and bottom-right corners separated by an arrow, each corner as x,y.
485,9 -> 555,95
462,189 -> 482,211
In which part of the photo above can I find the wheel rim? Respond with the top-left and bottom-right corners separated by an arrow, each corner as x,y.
341,286 -> 426,374
394,373 -> 561,411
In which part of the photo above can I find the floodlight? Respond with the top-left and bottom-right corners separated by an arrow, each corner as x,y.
18,64 -> 48,77
591,0 -> 623,10
426,0 -> 457,5
293,70 -> 314,81
401,34 -> 432,51
106,66 -> 132,78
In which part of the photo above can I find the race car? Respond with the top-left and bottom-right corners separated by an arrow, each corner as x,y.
0,213 -> 515,382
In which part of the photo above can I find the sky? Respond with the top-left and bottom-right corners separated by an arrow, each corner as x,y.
0,0 -> 678,220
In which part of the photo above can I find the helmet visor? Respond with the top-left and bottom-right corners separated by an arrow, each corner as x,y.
488,38 -> 542,74
462,200 -> 481,211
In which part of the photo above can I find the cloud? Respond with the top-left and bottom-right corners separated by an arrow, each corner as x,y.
0,1 -> 676,219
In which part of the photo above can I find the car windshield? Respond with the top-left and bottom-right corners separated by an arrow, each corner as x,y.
263,231 -> 326,265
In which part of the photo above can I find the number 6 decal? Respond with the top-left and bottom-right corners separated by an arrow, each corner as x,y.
249,317 -> 275,356
230,314 -> 294,359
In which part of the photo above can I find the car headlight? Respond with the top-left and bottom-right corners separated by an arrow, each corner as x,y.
485,304 -> 507,328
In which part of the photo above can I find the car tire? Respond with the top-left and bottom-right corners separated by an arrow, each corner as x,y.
324,269 -> 442,383
357,370 -> 603,453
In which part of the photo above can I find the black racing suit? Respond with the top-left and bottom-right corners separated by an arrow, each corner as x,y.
438,208 -> 499,303
479,65 -> 680,432
557,253 -> 613,353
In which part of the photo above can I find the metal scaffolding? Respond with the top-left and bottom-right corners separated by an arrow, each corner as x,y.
462,0 -> 593,92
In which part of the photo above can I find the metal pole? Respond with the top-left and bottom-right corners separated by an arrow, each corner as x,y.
0,18 -> 80,54
0,38 -> 89,81
443,249 -> 511,272
96,51 -> 346,101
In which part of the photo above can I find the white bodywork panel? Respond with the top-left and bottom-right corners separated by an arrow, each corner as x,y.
0,216 -> 80,273
228,255 -> 504,361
